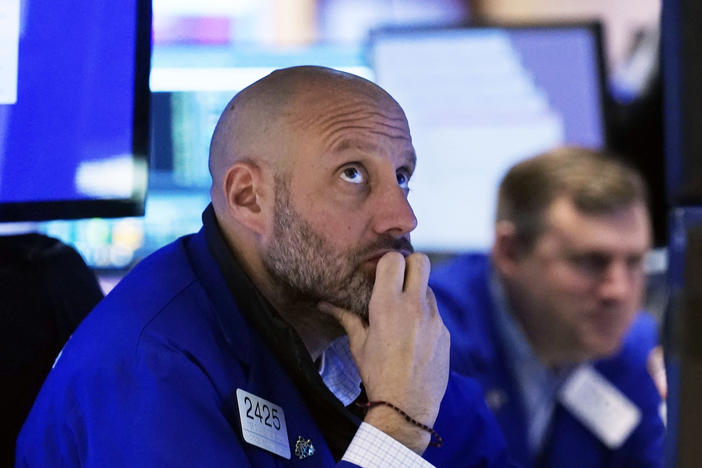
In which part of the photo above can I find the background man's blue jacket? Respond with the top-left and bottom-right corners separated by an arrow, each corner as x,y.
430,253 -> 665,468
16,231 -> 509,467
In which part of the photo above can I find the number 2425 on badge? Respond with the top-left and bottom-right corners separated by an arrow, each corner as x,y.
236,388 -> 291,459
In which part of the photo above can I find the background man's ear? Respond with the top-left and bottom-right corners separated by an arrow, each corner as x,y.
492,220 -> 521,276
223,161 -> 269,235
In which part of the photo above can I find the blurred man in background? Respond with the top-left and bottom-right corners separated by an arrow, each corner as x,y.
431,147 -> 665,467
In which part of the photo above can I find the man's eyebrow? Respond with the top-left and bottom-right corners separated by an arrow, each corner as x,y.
405,150 -> 417,170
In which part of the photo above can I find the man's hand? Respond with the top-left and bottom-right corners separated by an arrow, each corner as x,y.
319,252 -> 450,454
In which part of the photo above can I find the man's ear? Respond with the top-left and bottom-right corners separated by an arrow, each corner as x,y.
222,161 -> 269,235
492,220 -> 521,277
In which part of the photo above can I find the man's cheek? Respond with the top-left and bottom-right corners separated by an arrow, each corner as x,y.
361,261 -> 379,278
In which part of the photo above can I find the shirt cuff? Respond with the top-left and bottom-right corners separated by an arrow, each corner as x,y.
341,422 -> 435,468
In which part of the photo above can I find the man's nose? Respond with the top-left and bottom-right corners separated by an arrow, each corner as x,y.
598,261 -> 638,303
371,183 -> 418,236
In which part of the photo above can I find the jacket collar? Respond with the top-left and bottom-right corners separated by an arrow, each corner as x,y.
192,204 -> 361,460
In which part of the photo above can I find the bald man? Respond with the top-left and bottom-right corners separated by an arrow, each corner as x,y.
16,67 -> 509,467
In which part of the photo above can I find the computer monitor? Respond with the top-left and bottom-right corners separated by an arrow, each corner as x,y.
0,0 -> 151,221
370,23 -> 607,252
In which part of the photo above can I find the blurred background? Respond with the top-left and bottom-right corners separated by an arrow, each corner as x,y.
8,0 -> 662,288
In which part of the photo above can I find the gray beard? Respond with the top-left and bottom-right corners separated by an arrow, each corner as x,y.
262,180 -> 412,319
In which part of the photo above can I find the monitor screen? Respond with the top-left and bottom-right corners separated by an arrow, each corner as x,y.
370,23 -> 607,252
0,0 -> 151,221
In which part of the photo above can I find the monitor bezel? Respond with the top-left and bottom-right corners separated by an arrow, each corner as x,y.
0,0 -> 152,222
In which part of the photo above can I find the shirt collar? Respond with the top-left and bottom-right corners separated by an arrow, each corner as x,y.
318,336 -> 363,406
489,266 -> 573,453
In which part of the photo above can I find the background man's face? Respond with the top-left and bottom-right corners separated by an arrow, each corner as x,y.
262,88 -> 417,318
508,197 -> 651,362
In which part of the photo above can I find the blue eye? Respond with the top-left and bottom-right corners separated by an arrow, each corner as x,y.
340,166 -> 365,184
397,171 -> 410,189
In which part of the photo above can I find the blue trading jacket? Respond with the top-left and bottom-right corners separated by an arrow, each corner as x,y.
16,230 -> 509,467
430,254 -> 665,468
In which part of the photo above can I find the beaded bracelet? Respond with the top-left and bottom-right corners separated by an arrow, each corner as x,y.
356,400 -> 443,448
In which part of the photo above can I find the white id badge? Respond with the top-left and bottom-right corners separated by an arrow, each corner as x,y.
559,365 -> 641,449
236,389 -> 291,459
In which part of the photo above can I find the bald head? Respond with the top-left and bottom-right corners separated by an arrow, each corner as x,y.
208,66 -> 402,199
206,65 -> 417,340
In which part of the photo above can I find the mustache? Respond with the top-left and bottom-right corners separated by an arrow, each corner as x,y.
356,236 -> 414,259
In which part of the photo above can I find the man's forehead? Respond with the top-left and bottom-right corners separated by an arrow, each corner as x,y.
289,88 -> 406,124
543,199 -> 651,249
331,136 -> 416,165
285,87 -> 413,150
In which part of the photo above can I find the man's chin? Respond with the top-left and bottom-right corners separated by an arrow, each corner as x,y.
580,335 -> 624,361
582,313 -> 633,357
330,300 -> 369,322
